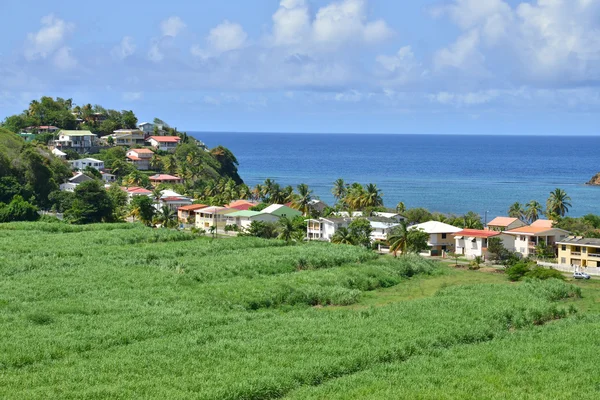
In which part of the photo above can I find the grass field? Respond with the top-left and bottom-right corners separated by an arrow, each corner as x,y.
0,222 -> 597,399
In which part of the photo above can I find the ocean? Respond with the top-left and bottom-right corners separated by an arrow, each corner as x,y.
194,132 -> 600,218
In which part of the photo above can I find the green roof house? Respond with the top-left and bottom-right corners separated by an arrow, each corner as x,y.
260,204 -> 302,219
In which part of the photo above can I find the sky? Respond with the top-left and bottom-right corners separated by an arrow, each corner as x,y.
1,0 -> 600,135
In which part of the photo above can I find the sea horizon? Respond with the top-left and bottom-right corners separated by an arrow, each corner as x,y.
186,131 -> 600,138
193,132 -> 600,219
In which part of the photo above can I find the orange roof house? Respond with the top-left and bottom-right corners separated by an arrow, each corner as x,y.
487,217 -> 527,231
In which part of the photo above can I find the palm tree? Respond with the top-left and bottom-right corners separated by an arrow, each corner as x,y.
331,178 -> 347,204
546,188 -> 572,217
524,200 -> 543,223
277,217 -> 295,242
154,206 -> 177,228
344,183 -> 365,210
331,227 -> 354,245
270,184 -> 287,204
363,183 -> 384,208
252,184 -> 263,202
163,155 -> 177,175
150,154 -> 162,171
387,221 -> 409,257
508,202 -> 525,221
151,187 -> 163,208
262,178 -> 275,201
292,183 -> 313,216
396,201 -> 406,214
124,170 -> 144,187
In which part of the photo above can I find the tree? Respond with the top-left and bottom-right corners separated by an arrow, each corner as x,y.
83,166 -> 102,180
525,200 -> 543,223
535,240 -> 555,260
508,202 -> 525,221
448,252 -> 461,267
64,180 -> 115,224
396,201 -> 406,214
210,146 -> 242,184
331,178 -> 347,204
277,217 -> 296,242
107,183 -> 128,221
387,221 -> 429,257
546,188 -> 572,218
331,227 -> 355,245
154,206 -> 177,228
363,183 -> 383,208
291,183 -> 313,216
348,218 -> 373,248
129,195 -> 155,226
21,148 -> 58,208
404,208 -> 433,224
0,195 -> 39,222
121,110 -> 138,129
243,220 -> 278,239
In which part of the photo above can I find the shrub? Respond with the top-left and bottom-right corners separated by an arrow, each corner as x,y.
506,261 -> 532,281
525,267 -> 566,281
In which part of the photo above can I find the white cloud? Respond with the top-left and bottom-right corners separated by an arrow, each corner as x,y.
377,46 -> 417,73
428,90 -> 499,106
112,36 -> 136,59
207,21 -> 247,53
161,16 -> 186,37
24,14 -> 74,60
312,0 -> 393,47
122,92 -> 143,102
148,43 -> 164,62
52,46 -> 77,70
334,89 -> 363,102
272,0 -> 311,46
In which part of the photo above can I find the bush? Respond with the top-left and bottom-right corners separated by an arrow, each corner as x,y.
525,267 -> 566,281
0,195 -> 39,223
506,261 -> 532,281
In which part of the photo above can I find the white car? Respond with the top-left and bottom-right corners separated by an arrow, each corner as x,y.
573,271 -> 591,280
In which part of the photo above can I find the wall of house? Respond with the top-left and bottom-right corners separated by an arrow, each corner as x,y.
558,244 -> 600,268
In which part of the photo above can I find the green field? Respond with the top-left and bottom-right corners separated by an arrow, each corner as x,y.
0,223 -> 597,399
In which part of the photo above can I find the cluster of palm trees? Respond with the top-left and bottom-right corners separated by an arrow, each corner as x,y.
331,179 -> 384,211
508,188 -> 572,223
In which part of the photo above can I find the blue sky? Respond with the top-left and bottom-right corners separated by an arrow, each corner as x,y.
1,0 -> 600,135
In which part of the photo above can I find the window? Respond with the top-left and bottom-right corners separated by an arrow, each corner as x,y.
561,257 -> 566,264
583,247 -> 587,253
561,245 -> 566,251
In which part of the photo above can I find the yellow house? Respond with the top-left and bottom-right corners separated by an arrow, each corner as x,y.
557,237 -> 600,268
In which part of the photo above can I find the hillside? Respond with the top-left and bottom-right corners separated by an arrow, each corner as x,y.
0,222 -> 597,399
587,172 -> 600,185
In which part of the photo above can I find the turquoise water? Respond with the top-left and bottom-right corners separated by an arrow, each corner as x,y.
194,132 -> 600,217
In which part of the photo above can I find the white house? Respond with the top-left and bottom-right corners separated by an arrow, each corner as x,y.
138,122 -> 154,134
372,212 -> 405,222
409,221 -> 463,256
59,172 -> 93,192
70,158 -> 105,171
454,229 -> 514,260
121,186 -> 153,202
223,210 -> 280,231
104,129 -> 146,146
307,217 -> 352,241
54,130 -> 97,153
370,221 -> 400,242
504,225 -> 570,258
195,206 -> 237,232
52,148 -> 67,159
147,136 -> 180,151
100,171 -> 116,183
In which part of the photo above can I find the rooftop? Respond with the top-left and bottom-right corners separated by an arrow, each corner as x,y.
129,148 -> 154,154
149,174 -> 180,181
59,130 -> 95,136
557,237 -> 600,247
370,221 -> 400,230
194,206 -> 227,215
122,186 -> 152,195
226,210 -> 262,218
454,229 -> 501,239
409,221 -> 463,234
148,136 -> 180,143
505,225 -> 566,235
178,204 -> 208,211
530,219 -> 554,228
487,217 -> 520,227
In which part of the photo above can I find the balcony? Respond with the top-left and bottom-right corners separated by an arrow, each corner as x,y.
589,253 -> 600,258
571,252 -> 581,256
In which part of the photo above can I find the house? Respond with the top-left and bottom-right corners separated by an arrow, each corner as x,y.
18,133 -> 36,142
370,221 -> 400,242
53,130 -> 97,153
25,125 -> 59,133
194,206 -> 237,232
70,158 -> 105,171
126,148 -> 154,170
147,136 -> 180,151
334,211 -> 364,218
59,172 -> 93,192
158,196 -> 192,212
372,212 -> 405,222
308,199 -> 329,215
223,210 -> 280,231
454,229 -> 513,260
504,225 -> 570,258
487,217 -> 527,232
149,174 -> 182,186
261,204 -> 303,219
138,122 -> 155,135
104,129 -> 146,146
306,217 -> 352,241
178,204 -> 208,224
557,237 -> 600,268
100,171 -> 116,183
409,221 -> 463,256
227,200 -> 259,211
530,219 -> 554,228
52,148 -> 67,159
121,186 -> 153,202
